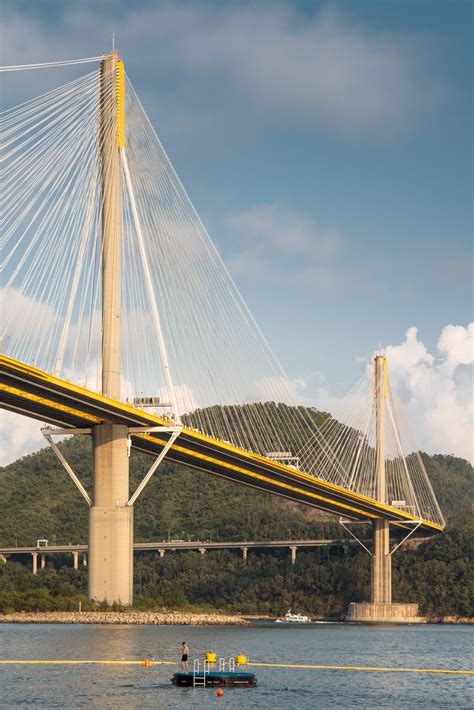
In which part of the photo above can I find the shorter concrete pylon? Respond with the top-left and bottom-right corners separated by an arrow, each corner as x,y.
346,356 -> 421,623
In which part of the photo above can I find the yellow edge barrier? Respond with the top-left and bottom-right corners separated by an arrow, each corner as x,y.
0,660 -> 472,674
0,660 -> 175,665
248,662 -> 473,675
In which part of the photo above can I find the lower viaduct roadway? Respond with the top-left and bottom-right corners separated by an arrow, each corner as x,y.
0,539 -> 352,574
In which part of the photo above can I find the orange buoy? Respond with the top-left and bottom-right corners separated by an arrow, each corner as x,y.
217,687 -> 224,697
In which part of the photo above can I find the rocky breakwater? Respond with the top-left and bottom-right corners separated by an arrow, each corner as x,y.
0,611 -> 249,625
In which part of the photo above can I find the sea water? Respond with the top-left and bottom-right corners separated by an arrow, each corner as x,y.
0,622 -> 472,708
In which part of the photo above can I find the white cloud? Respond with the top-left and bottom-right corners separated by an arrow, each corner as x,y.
226,202 -> 342,287
244,374 -> 304,407
1,288 -> 58,365
297,324 -> 473,463
383,325 -> 474,463
0,411 -> 46,465
1,2 -> 444,139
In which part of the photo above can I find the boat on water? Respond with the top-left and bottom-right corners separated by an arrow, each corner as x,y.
275,608 -> 310,623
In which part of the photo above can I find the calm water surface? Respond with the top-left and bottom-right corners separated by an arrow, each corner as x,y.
0,623 -> 472,708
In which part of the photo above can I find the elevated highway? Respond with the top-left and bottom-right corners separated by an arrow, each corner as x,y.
0,355 -> 442,535
0,539 -> 355,573
0,539 -> 349,556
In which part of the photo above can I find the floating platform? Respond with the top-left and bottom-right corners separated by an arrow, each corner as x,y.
172,671 -> 257,687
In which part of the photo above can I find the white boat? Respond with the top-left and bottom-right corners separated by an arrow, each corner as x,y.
275,609 -> 310,623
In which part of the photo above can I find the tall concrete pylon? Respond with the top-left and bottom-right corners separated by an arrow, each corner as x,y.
88,51 -> 133,605
371,355 -> 391,604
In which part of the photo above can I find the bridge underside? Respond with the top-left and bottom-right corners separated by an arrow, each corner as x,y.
1,355 -> 443,536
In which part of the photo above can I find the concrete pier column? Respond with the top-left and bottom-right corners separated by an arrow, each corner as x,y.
32,552 -> 38,575
40,553 -> 46,569
371,519 -> 391,603
158,549 -> 166,558
82,553 -> 87,568
72,551 -> 79,571
290,546 -> 297,565
89,424 -> 133,605
242,546 -> 248,564
199,548 -> 206,556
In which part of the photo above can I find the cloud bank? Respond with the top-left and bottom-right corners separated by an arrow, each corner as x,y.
226,202 -> 342,287
313,323 -> 473,463
1,2 -> 444,139
384,324 -> 473,463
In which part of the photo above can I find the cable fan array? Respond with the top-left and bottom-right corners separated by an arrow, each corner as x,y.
2,70 -> 105,383
1,65 -> 444,527
297,369 -> 445,526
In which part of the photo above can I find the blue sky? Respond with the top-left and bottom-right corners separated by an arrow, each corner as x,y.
1,0 -> 473,461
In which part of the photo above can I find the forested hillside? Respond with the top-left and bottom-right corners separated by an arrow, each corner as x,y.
0,437 -> 472,547
0,436 -> 472,618
0,513 -> 472,617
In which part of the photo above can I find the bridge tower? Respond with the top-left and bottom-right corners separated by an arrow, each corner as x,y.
371,355 -> 391,604
88,51 -> 133,605
346,355 -> 420,623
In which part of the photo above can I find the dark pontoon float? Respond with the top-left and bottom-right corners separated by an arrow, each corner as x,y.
172,656 -> 257,688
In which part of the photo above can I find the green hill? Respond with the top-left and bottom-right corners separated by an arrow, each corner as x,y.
0,435 -> 472,617
0,437 -> 471,547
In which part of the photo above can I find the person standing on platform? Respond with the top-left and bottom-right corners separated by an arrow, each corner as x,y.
181,641 -> 189,671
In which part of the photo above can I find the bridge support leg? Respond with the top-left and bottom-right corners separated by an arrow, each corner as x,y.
371,519 -> 391,604
242,546 -> 248,564
72,551 -> 79,571
40,553 -> 46,570
158,549 -> 165,558
82,553 -> 87,568
32,552 -> 38,575
290,545 -> 297,565
89,424 -> 133,605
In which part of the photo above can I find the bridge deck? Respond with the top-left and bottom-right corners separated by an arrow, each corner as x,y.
0,539 -> 349,555
0,356 -> 443,535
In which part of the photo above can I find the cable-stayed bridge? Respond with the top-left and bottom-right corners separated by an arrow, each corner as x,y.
0,51 -> 444,621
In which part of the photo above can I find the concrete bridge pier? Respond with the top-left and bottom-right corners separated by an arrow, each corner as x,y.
32,552 -> 38,575
371,519 -> 391,604
72,551 -> 79,571
290,545 -> 297,565
242,546 -> 248,564
40,553 -> 46,570
89,424 -> 133,605
82,553 -> 87,568
158,549 -> 166,558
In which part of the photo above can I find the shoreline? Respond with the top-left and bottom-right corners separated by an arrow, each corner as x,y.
0,611 -> 471,625
0,611 -> 249,625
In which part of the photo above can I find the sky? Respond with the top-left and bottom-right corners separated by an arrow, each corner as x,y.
1,0 -> 473,464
